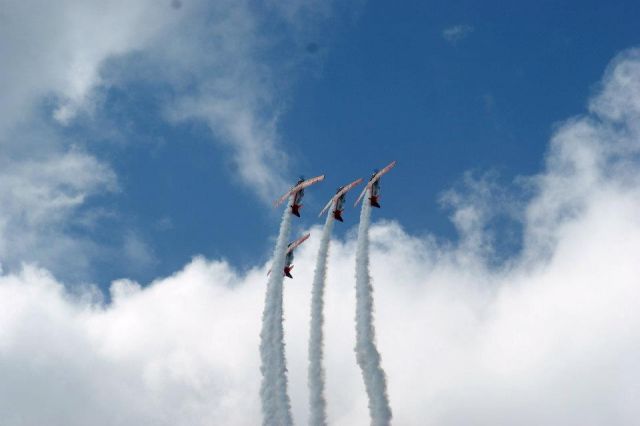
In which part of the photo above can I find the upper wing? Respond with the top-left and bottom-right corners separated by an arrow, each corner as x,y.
374,160 -> 397,181
318,178 -> 363,217
274,175 -> 325,207
298,175 -> 325,191
287,233 -> 310,253
340,178 -> 364,195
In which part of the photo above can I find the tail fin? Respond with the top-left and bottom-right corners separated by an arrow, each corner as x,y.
370,196 -> 381,208
291,204 -> 302,217
333,210 -> 344,222
284,266 -> 293,279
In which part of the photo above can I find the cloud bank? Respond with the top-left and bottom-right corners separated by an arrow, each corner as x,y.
3,49 -> 640,424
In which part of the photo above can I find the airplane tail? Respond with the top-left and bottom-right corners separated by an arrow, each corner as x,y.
291,204 -> 302,217
370,196 -> 381,208
333,210 -> 344,222
284,266 -> 293,279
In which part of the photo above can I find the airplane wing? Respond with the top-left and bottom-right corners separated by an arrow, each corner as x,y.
354,161 -> 396,207
339,178 -> 364,197
318,178 -> 364,217
318,198 -> 335,218
274,175 -> 325,207
375,160 -> 397,180
298,175 -> 325,190
267,232 -> 311,275
286,233 -> 310,253
353,185 -> 368,207
274,192 -> 292,208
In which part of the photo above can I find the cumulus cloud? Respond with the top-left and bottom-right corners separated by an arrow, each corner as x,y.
3,48 -> 640,425
442,24 -> 474,44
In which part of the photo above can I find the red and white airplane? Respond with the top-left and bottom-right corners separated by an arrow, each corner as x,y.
354,160 -> 396,208
283,233 -> 310,278
318,178 -> 364,222
274,175 -> 325,217
268,233 -> 310,278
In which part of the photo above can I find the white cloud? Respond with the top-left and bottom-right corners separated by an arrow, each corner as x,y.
0,0 -> 196,278
3,48 -> 640,424
0,148 -> 117,280
0,0 -> 348,277
0,0 -> 345,197
122,232 -> 158,274
439,171 -> 520,262
590,49 -> 640,124
0,0 -> 184,132
442,24 -> 474,44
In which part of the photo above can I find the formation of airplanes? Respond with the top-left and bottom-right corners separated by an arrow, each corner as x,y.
272,161 -> 396,278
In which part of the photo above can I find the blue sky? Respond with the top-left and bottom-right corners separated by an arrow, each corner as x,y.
5,2 -> 640,424
112,0 -> 639,283
3,0 -> 640,285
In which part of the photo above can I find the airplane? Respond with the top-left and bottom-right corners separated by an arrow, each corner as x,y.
354,160 -> 397,208
274,175 -> 325,217
268,233 -> 311,278
283,233 -> 310,278
318,178 -> 364,222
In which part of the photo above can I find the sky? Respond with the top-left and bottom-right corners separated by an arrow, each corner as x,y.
2,1 -> 640,425
0,0 -> 638,285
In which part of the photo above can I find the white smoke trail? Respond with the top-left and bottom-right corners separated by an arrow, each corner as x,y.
355,190 -> 392,426
260,201 -> 294,426
274,266 -> 293,426
307,212 -> 335,426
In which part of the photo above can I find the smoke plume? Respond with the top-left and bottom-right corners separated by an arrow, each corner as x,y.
260,202 -> 294,425
308,212 -> 335,426
354,192 -> 392,425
